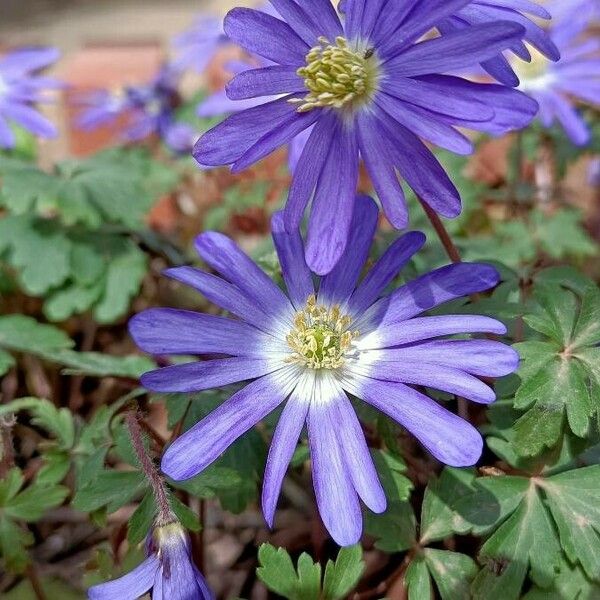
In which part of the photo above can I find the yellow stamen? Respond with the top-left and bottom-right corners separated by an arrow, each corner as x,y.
293,36 -> 380,113
286,294 -> 359,370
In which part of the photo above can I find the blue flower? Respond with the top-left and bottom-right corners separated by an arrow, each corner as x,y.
0,47 -> 61,148
76,65 -> 196,154
88,521 -> 213,600
514,21 -> 600,145
194,0 -> 538,275
129,195 -> 519,546
439,0 -> 560,87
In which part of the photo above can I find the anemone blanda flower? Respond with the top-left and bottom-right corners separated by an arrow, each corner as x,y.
513,21 -> 600,145
88,521 -> 213,600
193,0 -> 538,275
129,195 -> 519,546
439,0 -> 560,87
77,65 -> 196,154
0,47 -> 61,149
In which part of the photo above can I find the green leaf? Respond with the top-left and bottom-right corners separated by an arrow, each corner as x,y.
0,348 -> 15,376
0,315 -> 73,355
5,483 -> 69,521
405,557 -> 432,600
470,479 -> 561,600
512,283 -> 600,455
93,241 -> 147,323
0,216 -> 71,295
365,499 -> 416,553
36,450 -> 71,486
322,545 -> 364,600
49,350 -> 154,378
296,553 -> 321,600
256,544 -> 299,598
127,491 -> 156,545
420,468 -> 476,544
170,494 -> 201,532
73,470 -> 147,513
0,398 -> 75,450
371,449 -> 413,503
424,549 -> 478,600
541,465 -> 600,581
0,517 -> 34,573
523,558 -> 600,600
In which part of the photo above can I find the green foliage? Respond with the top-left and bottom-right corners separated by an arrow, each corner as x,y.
256,543 -> 364,600
0,468 -> 68,573
512,282 -> 600,455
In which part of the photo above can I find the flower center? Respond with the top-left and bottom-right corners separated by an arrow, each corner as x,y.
292,36 -> 379,113
286,295 -> 358,370
514,47 -> 551,91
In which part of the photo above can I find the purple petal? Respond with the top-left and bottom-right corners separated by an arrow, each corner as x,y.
332,391 -> 386,513
360,314 -> 508,348
227,66 -> 305,100
305,119 -> 359,276
299,0 -> 344,40
129,309 -> 285,357
224,7 -> 309,65
376,92 -> 473,155
194,96 -> 298,167
318,195 -> 378,305
372,340 -> 520,378
381,77 -> 494,122
164,268 -> 274,333
287,125 -> 312,174
349,232 -> 426,315
344,375 -> 483,467
422,75 -> 538,135
544,89 -> 590,146
1,103 -> 57,138
162,369 -> 298,481
159,538 -> 210,600
194,232 -> 293,322
356,111 -> 409,229
87,556 -> 158,600
0,47 -> 60,75
232,101 -> 319,172
352,360 -> 496,404
385,22 -> 525,76
268,0 -> 321,46
307,385 -> 362,546
262,383 -> 311,527
271,211 -> 314,310
141,358 -> 282,393
357,263 -> 500,332
373,106 -> 461,218
284,112 -> 335,231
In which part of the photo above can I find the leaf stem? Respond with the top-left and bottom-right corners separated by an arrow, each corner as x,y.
420,200 -> 462,264
125,411 -> 172,523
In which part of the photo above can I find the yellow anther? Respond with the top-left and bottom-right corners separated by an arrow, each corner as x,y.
292,36 -> 379,113
286,295 -> 359,370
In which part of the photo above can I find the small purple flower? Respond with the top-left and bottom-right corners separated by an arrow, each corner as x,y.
194,0 -> 538,275
514,22 -> 600,145
88,521 -> 213,600
0,47 -> 61,149
130,195 -> 519,546
77,65 -> 196,154
171,16 -> 228,74
439,0 -> 560,87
